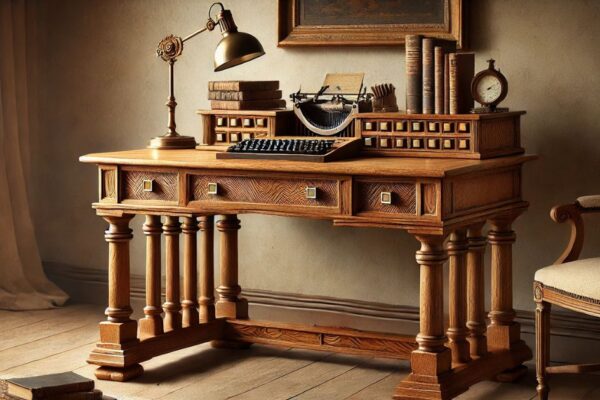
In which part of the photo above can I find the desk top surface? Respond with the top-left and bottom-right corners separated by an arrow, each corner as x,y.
80,149 -> 536,178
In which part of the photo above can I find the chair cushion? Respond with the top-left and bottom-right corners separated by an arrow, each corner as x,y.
577,195 -> 600,209
535,258 -> 600,301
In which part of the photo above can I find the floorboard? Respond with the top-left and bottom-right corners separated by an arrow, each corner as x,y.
292,357 -> 403,400
1,303 -> 598,400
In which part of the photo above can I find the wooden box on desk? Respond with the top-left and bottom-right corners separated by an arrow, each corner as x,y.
197,109 -> 294,147
356,111 -> 525,159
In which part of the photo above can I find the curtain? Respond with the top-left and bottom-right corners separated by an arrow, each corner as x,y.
0,0 -> 68,310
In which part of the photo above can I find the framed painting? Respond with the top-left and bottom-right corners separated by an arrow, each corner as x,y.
278,0 -> 466,48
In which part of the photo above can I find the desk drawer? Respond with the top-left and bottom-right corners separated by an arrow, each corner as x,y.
190,174 -> 339,209
355,180 -> 417,215
121,170 -> 178,202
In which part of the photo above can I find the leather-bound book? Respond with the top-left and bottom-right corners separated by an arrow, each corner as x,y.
210,99 -> 286,110
449,52 -> 475,114
208,90 -> 282,101
6,372 -> 94,400
422,38 -> 435,114
444,52 -> 450,114
208,81 -> 279,91
434,46 -> 444,114
405,34 -> 422,114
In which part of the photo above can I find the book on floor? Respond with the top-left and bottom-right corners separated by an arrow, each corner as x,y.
6,372 -> 94,400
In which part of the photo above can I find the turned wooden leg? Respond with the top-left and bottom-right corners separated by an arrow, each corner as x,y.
487,216 -> 519,349
466,223 -> 488,357
139,215 -> 163,340
89,214 -> 143,381
447,229 -> 471,364
535,283 -> 551,400
215,215 -> 248,319
395,235 -> 451,399
199,216 -> 216,322
182,217 -> 200,327
163,216 -> 182,332
488,215 -> 530,382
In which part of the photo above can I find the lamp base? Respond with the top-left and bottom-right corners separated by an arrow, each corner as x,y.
149,134 -> 197,149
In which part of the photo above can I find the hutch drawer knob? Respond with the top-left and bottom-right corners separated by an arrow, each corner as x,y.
207,182 -> 219,195
142,179 -> 154,192
305,186 -> 318,200
380,191 -> 393,205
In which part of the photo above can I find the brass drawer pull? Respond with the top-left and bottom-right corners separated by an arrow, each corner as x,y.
207,182 -> 219,195
305,186 -> 318,200
142,179 -> 154,192
380,191 -> 392,205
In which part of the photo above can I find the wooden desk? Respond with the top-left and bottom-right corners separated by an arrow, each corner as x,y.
79,149 -> 535,399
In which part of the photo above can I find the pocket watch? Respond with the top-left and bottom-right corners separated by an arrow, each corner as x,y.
471,59 -> 508,113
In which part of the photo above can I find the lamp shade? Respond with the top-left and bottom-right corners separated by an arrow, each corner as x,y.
213,31 -> 265,72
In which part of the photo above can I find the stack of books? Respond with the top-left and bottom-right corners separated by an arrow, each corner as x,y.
208,81 -> 286,110
405,35 -> 474,115
3,372 -> 109,400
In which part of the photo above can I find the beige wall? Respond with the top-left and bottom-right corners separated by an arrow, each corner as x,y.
29,0 -> 600,311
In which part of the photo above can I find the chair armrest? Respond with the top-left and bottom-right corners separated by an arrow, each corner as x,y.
550,196 -> 600,264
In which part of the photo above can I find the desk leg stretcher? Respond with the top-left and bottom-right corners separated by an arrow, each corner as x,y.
88,212 -> 531,399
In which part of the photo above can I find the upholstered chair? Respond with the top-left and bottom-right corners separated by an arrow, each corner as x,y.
534,195 -> 600,399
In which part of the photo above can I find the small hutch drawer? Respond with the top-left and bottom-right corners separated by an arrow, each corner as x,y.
190,174 -> 340,209
120,169 -> 179,202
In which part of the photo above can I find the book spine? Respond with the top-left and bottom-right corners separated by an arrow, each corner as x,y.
422,38 -> 434,114
208,90 -> 282,101
210,99 -> 286,110
444,53 -> 450,114
434,47 -> 444,114
456,53 -> 475,114
448,53 -> 475,114
449,53 -> 457,114
405,34 -> 422,114
208,81 -> 279,91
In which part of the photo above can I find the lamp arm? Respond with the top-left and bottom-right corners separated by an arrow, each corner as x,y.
149,2 -> 252,148
155,14 -> 219,138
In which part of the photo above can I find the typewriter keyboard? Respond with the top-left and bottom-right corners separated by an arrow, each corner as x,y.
226,139 -> 336,155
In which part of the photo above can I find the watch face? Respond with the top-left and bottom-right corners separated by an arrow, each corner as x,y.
476,74 -> 503,104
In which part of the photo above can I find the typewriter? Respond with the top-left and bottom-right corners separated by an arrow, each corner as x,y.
214,73 -> 370,162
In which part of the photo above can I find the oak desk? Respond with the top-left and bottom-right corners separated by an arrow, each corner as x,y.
79,149 -> 534,399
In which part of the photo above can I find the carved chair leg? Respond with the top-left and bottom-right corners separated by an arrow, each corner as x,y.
535,287 -> 551,400
89,214 -> 143,381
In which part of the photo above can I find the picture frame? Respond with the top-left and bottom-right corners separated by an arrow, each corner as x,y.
277,0 -> 466,48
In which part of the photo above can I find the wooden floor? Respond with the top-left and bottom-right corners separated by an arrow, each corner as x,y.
1,304 -> 599,400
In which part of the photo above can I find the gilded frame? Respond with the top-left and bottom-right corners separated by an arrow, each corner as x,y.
277,0 -> 466,48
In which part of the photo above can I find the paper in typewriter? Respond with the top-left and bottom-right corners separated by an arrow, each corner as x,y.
322,73 -> 364,99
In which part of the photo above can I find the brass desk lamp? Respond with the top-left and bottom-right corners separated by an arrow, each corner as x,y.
150,2 -> 265,149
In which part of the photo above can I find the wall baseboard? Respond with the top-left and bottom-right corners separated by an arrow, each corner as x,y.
44,262 -> 600,363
